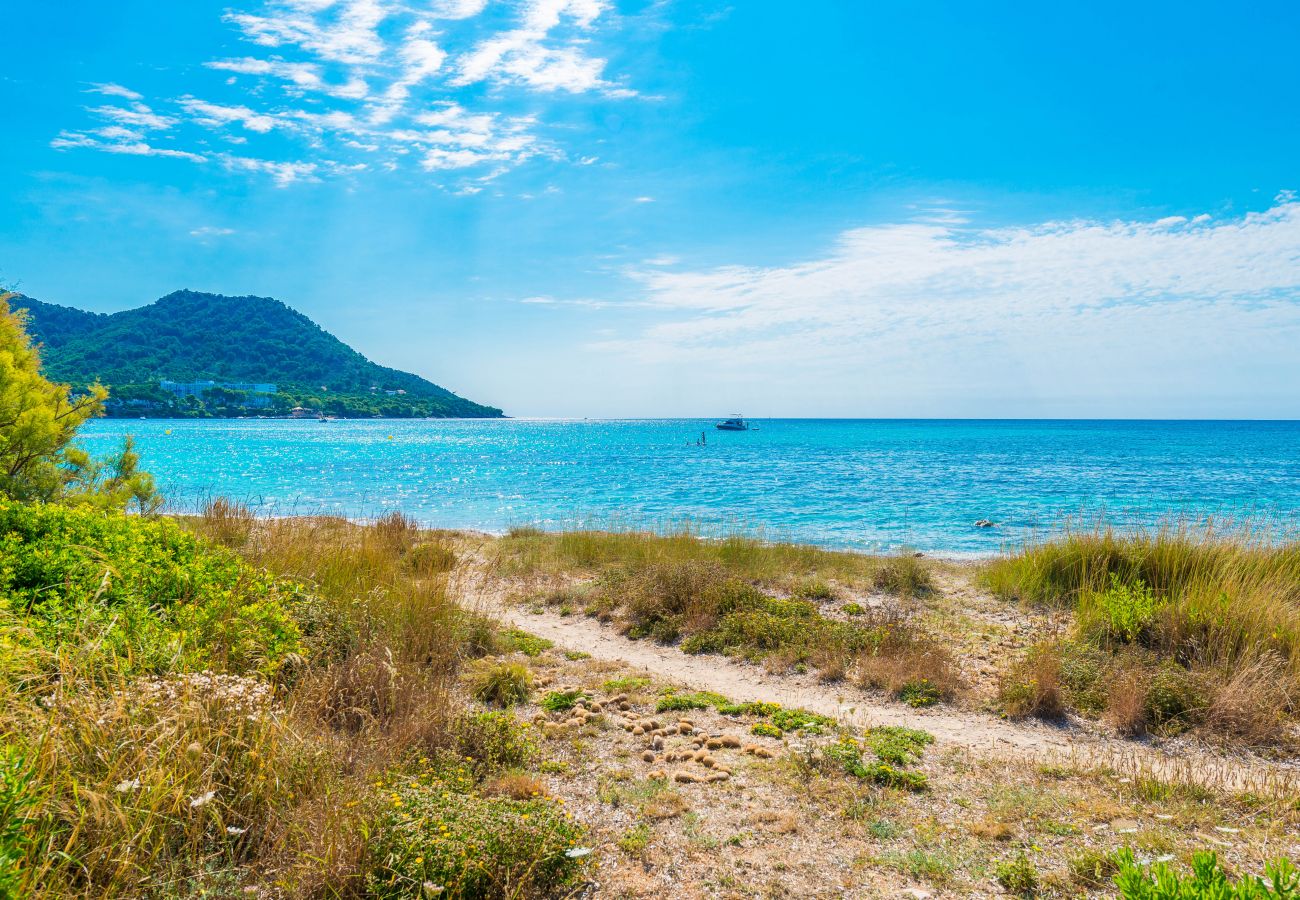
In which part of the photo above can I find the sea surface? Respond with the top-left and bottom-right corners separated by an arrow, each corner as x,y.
80,419 -> 1300,556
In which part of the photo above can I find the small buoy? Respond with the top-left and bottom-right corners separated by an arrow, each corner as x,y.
387,435 -> 394,440
165,429 -> 172,435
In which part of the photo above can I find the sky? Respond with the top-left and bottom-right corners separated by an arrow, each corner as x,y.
2,0 -> 1300,418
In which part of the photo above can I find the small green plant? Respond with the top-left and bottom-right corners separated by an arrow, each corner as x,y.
540,690 -> 589,713
655,690 -> 730,713
898,677 -> 943,707
865,726 -> 934,766
1068,848 -> 1120,887
603,676 -> 651,693
996,852 -> 1040,897
498,629 -> 554,657
751,722 -> 783,739
867,818 -> 901,840
470,661 -> 532,707
1079,574 -> 1164,645
617,823 -> 651,857
769,707 -> 836,734
842,602 -> 865,616
1113,848 -> 1298,899
793,578 -> 836,601
717,700 -> 781,717
563,650 -> 591,660
824,738 -> 928,791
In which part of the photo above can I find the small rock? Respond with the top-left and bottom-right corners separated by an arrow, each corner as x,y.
641,751 -> 656,763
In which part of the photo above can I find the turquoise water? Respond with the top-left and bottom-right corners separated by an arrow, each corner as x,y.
81,419 -> 1300,556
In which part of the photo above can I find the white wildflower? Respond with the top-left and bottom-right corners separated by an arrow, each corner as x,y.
190,790 -> 216,808
115,778 -> 141,793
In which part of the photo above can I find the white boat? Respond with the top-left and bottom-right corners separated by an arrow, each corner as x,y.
715,415 -> 749,431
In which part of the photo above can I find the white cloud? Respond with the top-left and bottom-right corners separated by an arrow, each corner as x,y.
50,131 -> 206,162
597,200 -> 1300,381
87,102 -> 176,131
206,57 -> 369,99
222,154 -> 320,186
453,0 -> 633,95
180,97 -> 280,133
57,0 -> 636,187
190,226 -> 236,237
633,195 -> 654,203
87,82 -> 143,101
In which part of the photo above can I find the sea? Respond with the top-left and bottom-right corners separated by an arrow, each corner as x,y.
80,418 -> 1300,557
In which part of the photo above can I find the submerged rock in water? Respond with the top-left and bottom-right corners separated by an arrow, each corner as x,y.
973,519 -> 996,528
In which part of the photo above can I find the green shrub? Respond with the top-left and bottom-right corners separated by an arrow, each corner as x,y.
451,712 -> 537,778
470,661 -> 532,708
1113,848 -> 1298,899
750,722 -> 783,739
404,541 -> 457,575
842,602 -> 865,616
1079,574 -> 1164,646
996,852 -> 1040,897
368,777 -> 588,900
0,500 -> 303,677
540,690 -> 588,713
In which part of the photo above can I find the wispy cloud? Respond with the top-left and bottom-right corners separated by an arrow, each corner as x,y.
595,200 -> 1300,397
52,0 -> 636,187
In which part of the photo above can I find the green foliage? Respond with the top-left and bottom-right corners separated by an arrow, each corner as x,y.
540,690 -> 588,713
368,775 -> 587,900
602,676 -> 651,694
0,500 -> 302,676
1113,849 -> 1298,900
717,700 -> 781,717
864,726 -> 934,767
655,690 -> 730,713
0,293 -> 157,511
792,577 -> 836,600
469,661 -> 532,708
498,629 -> 554,658
451,712 -> 537,779
1069,848 -> 1121,888
823,734 -> 929,792
0,748 -> 38,900
898,678 -> 943,707
996,852 -> 1040,897
617,823 -> 651,857
769,707 -> 836,734
1080,574 -> 1164,645
750,722 -> 783,739
21,290 -> 503,418
842,602 -> 866,616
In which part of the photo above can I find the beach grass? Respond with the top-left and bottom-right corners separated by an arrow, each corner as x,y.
984,525 -> 1299,746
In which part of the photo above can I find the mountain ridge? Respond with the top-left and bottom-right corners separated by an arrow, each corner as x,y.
13,289 -> 503,418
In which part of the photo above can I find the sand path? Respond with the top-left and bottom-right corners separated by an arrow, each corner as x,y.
454,565 -> 1299,797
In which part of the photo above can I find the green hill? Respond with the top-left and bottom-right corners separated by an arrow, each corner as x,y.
14,290 -> 503,418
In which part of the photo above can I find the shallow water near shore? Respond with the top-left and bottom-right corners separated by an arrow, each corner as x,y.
81,418 -> 1300,555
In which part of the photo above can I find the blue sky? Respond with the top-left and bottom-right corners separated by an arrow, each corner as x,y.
3,0 -> 1300,417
